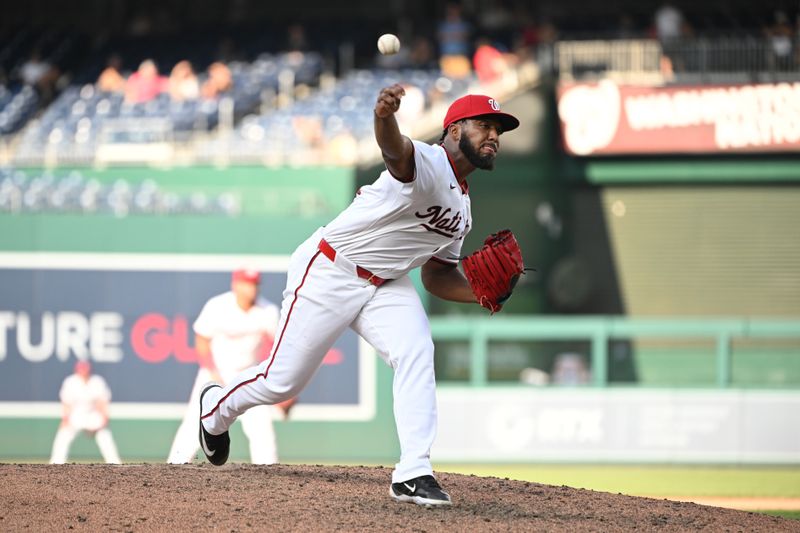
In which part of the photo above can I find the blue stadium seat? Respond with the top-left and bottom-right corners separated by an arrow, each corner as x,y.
0,85 -> 39,135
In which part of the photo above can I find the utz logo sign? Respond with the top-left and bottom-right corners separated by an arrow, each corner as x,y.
0,254 -> 374,420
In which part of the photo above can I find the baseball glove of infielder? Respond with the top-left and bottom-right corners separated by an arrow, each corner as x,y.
461,229 -> 525,314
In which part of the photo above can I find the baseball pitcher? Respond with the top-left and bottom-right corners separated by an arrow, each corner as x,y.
197,86 -> 523,506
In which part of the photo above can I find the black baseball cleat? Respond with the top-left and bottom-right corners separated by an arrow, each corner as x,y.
198,384 -> 230,466
389,475 -> 452,506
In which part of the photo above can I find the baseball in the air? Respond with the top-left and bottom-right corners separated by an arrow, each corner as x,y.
377,33 -> 401,55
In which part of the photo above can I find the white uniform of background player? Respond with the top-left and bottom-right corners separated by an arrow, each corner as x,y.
50,360 -> 121,464
199,87 -> 519,505
167,269 -> 281,464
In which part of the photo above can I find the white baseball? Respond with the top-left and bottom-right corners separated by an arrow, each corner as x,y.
377,33 -> 401,55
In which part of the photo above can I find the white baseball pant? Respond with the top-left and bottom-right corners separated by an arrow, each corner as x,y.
168,367 -> 278,464
49,426 -> 121,464
201,229 -> 438,483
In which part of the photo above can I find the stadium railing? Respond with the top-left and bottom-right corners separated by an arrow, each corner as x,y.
548,36 -> 800,83
430,316 -> 800,388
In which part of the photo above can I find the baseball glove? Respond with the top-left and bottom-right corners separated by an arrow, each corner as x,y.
461,229 -> 525,314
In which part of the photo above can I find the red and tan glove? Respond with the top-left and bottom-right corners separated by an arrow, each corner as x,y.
461,229 -> 525,314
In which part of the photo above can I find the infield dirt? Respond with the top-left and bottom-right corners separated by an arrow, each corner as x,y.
1,463 -> 798,532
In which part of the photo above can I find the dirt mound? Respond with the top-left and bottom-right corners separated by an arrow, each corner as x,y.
0,464 -> 796,532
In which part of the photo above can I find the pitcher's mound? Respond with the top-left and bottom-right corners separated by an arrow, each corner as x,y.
1,463 -> 795,532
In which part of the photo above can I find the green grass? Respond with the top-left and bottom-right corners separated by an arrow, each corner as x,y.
435,464 -> 800,498
759,511 -> 800,520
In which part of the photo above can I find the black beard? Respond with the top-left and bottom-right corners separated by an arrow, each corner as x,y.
459,135 -> 495,170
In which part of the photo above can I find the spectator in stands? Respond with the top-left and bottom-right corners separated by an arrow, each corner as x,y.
765,10 -> 794,70
20,49 -> 52,87
472,38 -> 515,84
168,60 -> 200,101
286,23 -> 310,52
551,353 -> 591,385
97,54 -> 126,93
201,62 -> 233,99
537,18 -> 559,47
437,2 -> 473,78
654,2 -> 683,43
653,2 -> 686,76
19,49 -> 59,103
292,116 -> 323,148
124,59 -> 167,103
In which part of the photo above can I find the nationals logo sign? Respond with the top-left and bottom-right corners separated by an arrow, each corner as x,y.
557,81 -> 800,155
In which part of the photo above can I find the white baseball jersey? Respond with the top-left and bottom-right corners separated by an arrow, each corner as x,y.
59,374 -> 112,431
200,139 -> 476,484
322,140 -> 472,279
193,292 -> 279,380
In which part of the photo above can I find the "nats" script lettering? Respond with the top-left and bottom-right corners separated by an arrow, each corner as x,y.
415,206 -> 462,238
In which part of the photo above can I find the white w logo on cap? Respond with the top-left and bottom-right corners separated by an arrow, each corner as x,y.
488,98 -> 500,111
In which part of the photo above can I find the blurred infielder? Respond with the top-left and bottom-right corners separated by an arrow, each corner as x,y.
167,269 -> 287,464
198,86 -> 519,505
50,360 -> 121,464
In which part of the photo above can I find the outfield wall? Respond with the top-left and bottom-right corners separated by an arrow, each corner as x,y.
434,388 -> 800,464
0,165 -> 400,462
1,164 -> 798,463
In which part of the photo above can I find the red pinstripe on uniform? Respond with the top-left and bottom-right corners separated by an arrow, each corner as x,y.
201,250 -> 322,420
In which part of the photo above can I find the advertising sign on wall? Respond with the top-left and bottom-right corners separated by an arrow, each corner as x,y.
557,81 -> 800,155
0,253 -> 375,421
434,388 -> 800,463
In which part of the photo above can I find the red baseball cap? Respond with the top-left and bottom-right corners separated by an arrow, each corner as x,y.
442,94 -> 520,132
232,269 -> 261,284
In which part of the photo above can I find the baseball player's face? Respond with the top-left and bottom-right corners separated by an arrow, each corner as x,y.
458,118 -> 502,170
75,361 -> 91,380
232,280 -> 258,306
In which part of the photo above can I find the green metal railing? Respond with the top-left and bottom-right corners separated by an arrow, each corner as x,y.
429,316 -> 800,388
